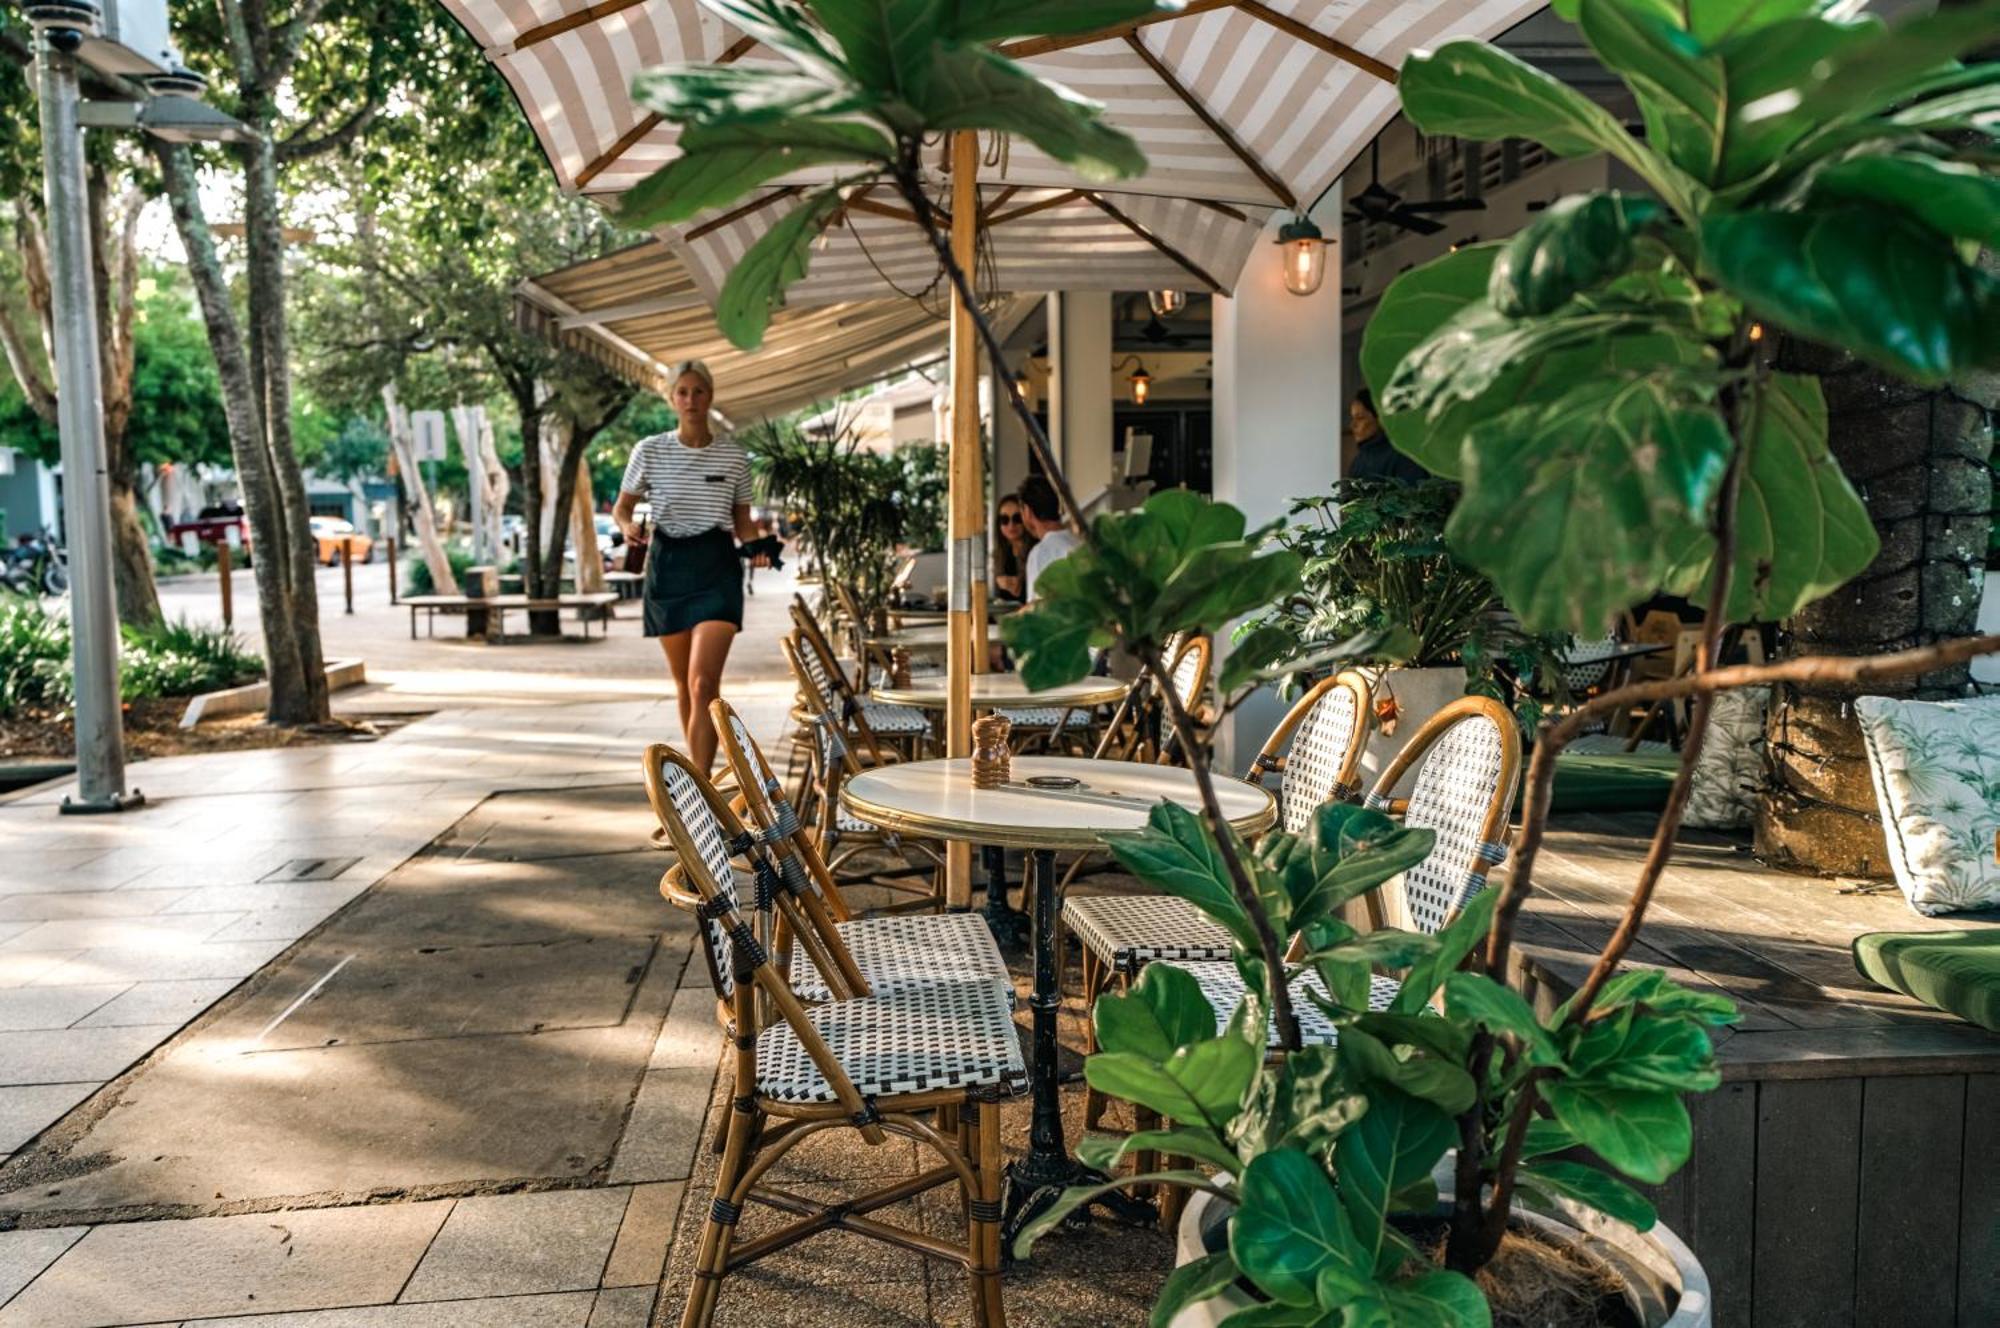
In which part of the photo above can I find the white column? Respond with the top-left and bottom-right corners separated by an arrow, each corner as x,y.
1048,290 -> 1113,512
1210,190 -> 1344,770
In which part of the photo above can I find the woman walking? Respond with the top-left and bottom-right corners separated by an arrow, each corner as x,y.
614,361 -> 768,772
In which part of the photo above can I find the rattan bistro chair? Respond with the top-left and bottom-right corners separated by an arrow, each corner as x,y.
712,698 -> 1012,1005
1066,671 -> 1375,1129
1161,694 -> 1525,1041
644,744 -> 1024,1328
783,636 -> 949,911
790,601 -> 933,761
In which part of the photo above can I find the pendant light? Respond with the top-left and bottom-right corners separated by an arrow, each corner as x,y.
1276,214 -> 1329,297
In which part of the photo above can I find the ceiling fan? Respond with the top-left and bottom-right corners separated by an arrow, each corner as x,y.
1344,141 -> 1486,237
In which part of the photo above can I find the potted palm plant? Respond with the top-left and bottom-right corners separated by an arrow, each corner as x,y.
624,0 -> 1999,1322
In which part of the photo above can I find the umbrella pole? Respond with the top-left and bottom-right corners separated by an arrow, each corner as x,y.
945,130 -> 986,909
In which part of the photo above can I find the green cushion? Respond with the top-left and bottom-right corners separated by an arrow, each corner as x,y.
1853,930 -> 2000,1033
1550,753 -> 1680,814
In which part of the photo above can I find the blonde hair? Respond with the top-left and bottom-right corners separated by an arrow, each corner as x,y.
670,359 -> 714,392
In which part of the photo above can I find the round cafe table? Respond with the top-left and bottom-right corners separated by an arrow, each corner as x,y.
867,622 -> 1002,653
840,756 -> 1276,1250
888,600 -> 1024,625
868,674 -> 1133,946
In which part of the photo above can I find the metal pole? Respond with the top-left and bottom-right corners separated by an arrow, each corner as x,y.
387,534 -> 398,604
39,37 -> 138,814
341,536 -> 353,613
217,539 -> 233,627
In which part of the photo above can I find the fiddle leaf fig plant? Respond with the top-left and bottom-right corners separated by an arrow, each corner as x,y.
1371,0 -> 2000,636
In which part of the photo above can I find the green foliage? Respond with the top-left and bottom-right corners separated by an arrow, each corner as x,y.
1000,489 -> 1302,693
1371,0 -> 2000,633
746,414 -> 914,617
626,0 -> 1164,347
894,443 -> 948,553
403,545 -> 477,597
0,598 -> 263,717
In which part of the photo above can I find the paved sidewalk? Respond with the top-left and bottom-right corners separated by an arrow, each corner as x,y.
0,567 -> 805,1325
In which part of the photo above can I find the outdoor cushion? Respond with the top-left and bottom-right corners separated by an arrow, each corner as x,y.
1551,752 -> 1678,815
1063,894 -> 1234,974
996,706 -> 1091,729
1684,687 -> 1768,831
789,912 -> 1012,1005
860,700 -> 932,735
1853,930 -> 2000,1032
755,979 -> 1028,1104
1161,960 -> 1401,1047
1855,695 -> 2000,915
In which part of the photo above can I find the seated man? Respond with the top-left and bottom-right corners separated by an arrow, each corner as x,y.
1018,475 -> 1078,602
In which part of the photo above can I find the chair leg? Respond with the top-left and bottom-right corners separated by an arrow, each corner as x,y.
971,1096 -> 1006,1328
1080,958 -> 1112,1130
680,1096 -> 758,1328
1132,1103 -> 1161,1196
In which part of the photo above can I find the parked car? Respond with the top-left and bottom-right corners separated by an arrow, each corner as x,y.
309,516 -> 373,566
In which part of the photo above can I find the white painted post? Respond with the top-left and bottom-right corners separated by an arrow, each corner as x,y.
1210,191 -> 1344,771
1047,290 -> 1114,513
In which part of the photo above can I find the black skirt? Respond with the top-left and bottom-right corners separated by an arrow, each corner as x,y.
642,528 -> 744,636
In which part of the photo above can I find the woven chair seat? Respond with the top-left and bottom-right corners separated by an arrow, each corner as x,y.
1567,734 -> 1672,755
755,979 -> 1028,1104
1163,960 -> 1401,1047
790,913 -> 1013,1004
861,700 -> 932,735
996,706 -> 1093,729
1063,894 -> 1234,973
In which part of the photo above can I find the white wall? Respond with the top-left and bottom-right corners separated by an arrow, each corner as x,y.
1049,290 -> 1114,510
1211,190 -> 1345,769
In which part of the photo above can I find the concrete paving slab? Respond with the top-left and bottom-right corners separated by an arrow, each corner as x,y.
606,1066 -> 713,1185
162,882 -> 370,917
0,952 -> 83,989
0,1223 -> 86,1304
30,940 -> 292,988
646,986 -> 720,1071
586,1286 -> 655,1327
0,1200 -> 452,1327
72,981 -> 243,1030
0,916 -> 243,955
600,1182 -> 683,1288
0,1082 -> 98,1151
399,1187 -> 630,1301
185,1290 -> 598,1327
0,1024 -> 181,1086
0,891 -> 192,922
205,908 -> 352,945
0,985 -> 127,1032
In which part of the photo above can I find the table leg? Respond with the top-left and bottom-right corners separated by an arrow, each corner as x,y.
979,845 -> 1029,949
1002,848 -> 1153,1255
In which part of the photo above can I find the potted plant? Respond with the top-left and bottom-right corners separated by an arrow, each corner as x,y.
747,414 -> 910,624
624,1 -> 1999,1322
1238,477 -> 1568,795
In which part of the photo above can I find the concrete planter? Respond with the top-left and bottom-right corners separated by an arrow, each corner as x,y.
1355,665 -> 1468,799
1171,1188 -> 1711,1328
179,658 -> 368,728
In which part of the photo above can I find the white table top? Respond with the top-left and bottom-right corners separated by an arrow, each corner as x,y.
840,756 -> 1276,851
869,623 -> 1003,650
869,672 -> 1130,711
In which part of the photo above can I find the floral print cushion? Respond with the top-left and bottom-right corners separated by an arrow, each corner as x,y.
1684,687 -> 1769,831
1855,695 -> 2000,917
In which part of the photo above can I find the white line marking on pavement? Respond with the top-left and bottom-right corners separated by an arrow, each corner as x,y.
251,954 -> 354,1048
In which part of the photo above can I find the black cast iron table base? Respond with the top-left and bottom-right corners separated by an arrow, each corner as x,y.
979,844 -> 1031,950
999,847 -> 1155,1256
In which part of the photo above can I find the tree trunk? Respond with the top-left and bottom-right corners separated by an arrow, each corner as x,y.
155,141 -> 317,724
383,385 -> 459,595
1755,338 -> 1995,874
571,464 -> 606,595
528,412 -> 579,635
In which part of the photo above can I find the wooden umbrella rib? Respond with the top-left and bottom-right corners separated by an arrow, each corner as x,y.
567,35 -> 761,191
998,0 -> 1240,59
1238,0 -> 1397,83
986,189 -> 1084,227
1192,198 -> 1249,222
1123,34 -> 1295,209
979,185 -> 1020,222
1083,192 -> 1222,292
686,187 -> 800,241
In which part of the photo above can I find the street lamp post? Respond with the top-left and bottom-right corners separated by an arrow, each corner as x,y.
31,14 -> 138,814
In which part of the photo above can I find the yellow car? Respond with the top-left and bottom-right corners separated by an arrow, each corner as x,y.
309,516 -> 373,566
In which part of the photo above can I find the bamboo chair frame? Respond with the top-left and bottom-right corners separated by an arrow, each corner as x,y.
642,744 -> 1011,1328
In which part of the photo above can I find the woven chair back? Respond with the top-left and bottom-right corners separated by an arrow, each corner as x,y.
1364,695 -> 1522,935
1251,671 -> 1373,834
712,698 -> 852,923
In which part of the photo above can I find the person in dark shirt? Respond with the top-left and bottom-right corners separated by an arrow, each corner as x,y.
1346,388 -> 1430,485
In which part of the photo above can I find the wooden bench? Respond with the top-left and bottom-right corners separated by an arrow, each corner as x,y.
1513,812 -> 2000,1328
405,592 -> 622,640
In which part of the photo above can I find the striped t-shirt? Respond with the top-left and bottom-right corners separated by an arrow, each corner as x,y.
619,431 -> 753,538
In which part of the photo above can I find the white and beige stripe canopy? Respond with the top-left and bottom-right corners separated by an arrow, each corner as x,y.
445,0 -> 1549,298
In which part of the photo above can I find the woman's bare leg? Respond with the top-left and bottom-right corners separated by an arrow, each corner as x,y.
685,620 -> 739,772
660,632 -> 695,746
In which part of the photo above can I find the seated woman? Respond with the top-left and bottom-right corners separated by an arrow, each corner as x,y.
991,492 -> 1037,602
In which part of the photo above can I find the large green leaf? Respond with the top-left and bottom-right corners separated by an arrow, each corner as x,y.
714,187 -> 847,349
1566,1006 -> 1721,1093
1334,1090 -> 1456,1274
1339,1271 -> 1492,1328
1578,0 -> 1726,182
811,0 -> 946,95
1888,76 -> 2000,132
1518,1159 -> 1658,1232
1079,1125 -> 1242,1180
1229,1045 -> 1369,1160
1448,374 -> 1733,634
1337,1027 -> 1477,1116
1442,973 -> 1566,1069
1489,193 -> 1665,318
909,46 -> 1147,180
951,0 -> 1172,44
1706,12 -> 1883,188
1558,966 -> 1739,1026
1360,245 -> 1500,409
1400,40 -> 1699,218
1000,599 -> 1101,689
1281,807 -> 1436,936
1096,959 -> 1223,1061
1665,373 -> 1878,623
1676,0 -> 1835,43
1087,1034 -> 1260,1128
1010,1167 -> 1222,1259
1149,1250 -> 1243,1328
628,64 -> 870,128
1390,887 -> 1498,1016
620,120 -> 889,227
1540,1081 -> 1692,1184
701,0 -> 851,84
1776,1 -> 2000,132
1102,802 -> 1258,950
1810,155 -> 2000,250
1231,1149 -> 1371,1307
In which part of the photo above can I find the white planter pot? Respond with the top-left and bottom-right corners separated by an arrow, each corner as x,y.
1356,665 -> 1469,800
1171,1187 -> 1711,1328
1976,575 -> 2000,686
